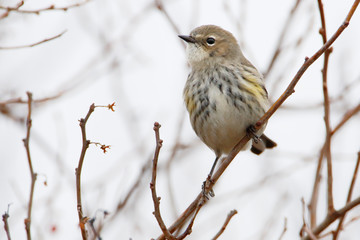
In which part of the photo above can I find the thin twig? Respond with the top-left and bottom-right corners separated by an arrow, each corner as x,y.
22,92 -> 37,240
333,152 -> 360,239
0,31 -> 66,50
309,102 -> 360,226
150,122 -> 176,240
2,205 -> 12,240
151,122 -> 204,240
316,0 -> 335,215
76,103 -> 96,240
256,0 -> 359,129
302,227 -> 318,240
212,209 -> 238,240
94,157 -> 152,238
264,0 -> 303,77
342,215 -> 360,229
75,102 -> 113,239
278,218 -> 288,240
301,196 -> 360,240
0,0 -> 90,16
175,204 -> 203,240
116,161 -> 150,212
88,218 -> 101,240
156,193 -> 205,240
0,0 -> 23,19
165,111 -> 187,219
157,1 -> 360,238
155,0 -> 185,49
331,103 -> 360,135
89,210 -> 109,240
308,145 -> 325,228
300,198 -> 317,239
0,93 -> 65,105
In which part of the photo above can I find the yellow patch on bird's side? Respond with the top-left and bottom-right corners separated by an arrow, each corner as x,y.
184,91 -> 196,115
241,71 -> 267,99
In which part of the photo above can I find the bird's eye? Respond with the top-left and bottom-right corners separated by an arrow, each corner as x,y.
206,37 -> 216,45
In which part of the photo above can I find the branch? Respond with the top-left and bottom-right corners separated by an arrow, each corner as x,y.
76,103 -> 96,240
94,158 -> 152,238
158,1 -> 360,238
0,93 -> 65,105
154,0 -> 185,49
316,0 -> 335,217
0,0 -> 23,19
333,152 -> 360,239
151,122 -> 204,240
212,210 -> 238,240
150,122 -> 176,240
278,218 -> 288,240
331,102 -> 360,135
256,0 -> 359,129
309,102 -> 360,226
264,0 -> 303,77
0,0 -> 90,17
300,198 -> 318,240
301,196 -> 360,240
0,31 -> 66,50
2,205 -> 12,240
115,160 -> 151,212
308,145 -> 324,228
22,92 -> 37,240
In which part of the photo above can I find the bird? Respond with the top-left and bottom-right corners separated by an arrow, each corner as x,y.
179,25 -> 276,180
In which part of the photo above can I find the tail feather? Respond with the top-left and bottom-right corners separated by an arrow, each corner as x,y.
250,134 -> 277,155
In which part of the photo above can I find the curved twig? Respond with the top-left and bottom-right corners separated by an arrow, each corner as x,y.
0,31 -> 66,50
212,209 -> 238,240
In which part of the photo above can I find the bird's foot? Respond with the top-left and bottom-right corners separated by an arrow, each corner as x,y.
202,175 -> 215,199
247,125 -> 260,144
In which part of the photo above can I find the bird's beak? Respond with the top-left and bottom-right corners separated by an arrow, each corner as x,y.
178,35 -> 196,43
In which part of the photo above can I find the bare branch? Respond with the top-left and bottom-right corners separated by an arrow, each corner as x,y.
278,218 -> 288,240
0,93 -> 65,105
151,122 -> 205,240
264,0 -> 303,77
331,103 -> 360,135
333,152 -> 360,239
316,0 -> 335,216
150,122 -> 176,240
212,209 -> 238,240
154,0 -> 185,49
0,31 -> 66,50
0,0 -> 23,19
2,205 -> 12,240
22,92 -> 37,240
0,0 -> 90,16
300,198 -> 317,240
175,204 -> 202,240
309,102 -> 360,227
302,196 -> 360,240
256,0 -> 359,129
75,103 -> 113,238
76,103 -> 96,240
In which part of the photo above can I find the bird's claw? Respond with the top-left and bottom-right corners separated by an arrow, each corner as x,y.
247,125 -> 260,143
202,177 -> 215,199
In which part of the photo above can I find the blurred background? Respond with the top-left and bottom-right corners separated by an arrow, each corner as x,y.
1,0 -> 360,239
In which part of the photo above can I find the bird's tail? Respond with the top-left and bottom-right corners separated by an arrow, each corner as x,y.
250,134 -> 277,155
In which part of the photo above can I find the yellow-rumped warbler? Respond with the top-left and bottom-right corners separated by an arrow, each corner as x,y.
179,25 -> 276,177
